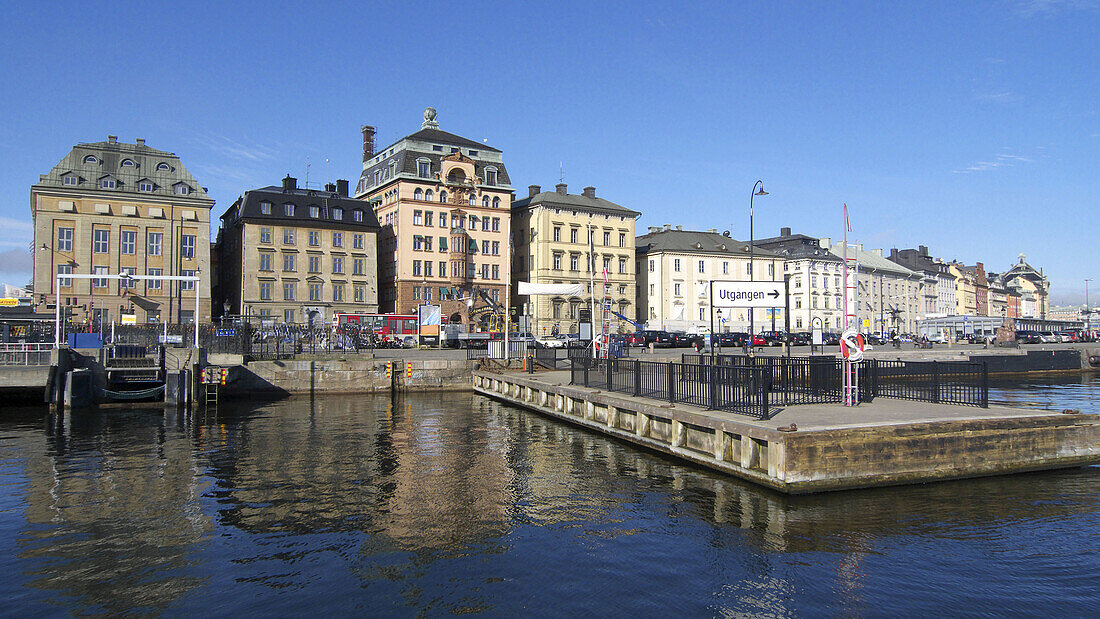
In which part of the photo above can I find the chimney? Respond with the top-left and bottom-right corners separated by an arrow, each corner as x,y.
890,248 -> 899,259
325,182 -> 336,193
135,138 -> 145,147
582,186 -> 596,199
819,237 -> 831,249
336,179 -> 349,197
781,226 -> 791,237
108,135 -> 117,144
361,125 -> 376,162
872,248 -> 883,257
919,245 -> 928,256
664,224 -> 671,231
648,226 -> 659,233
676,225 -> 683,231
282,175 -> 297,192
555,183 -> 567,195
707,228 -> 717,233
528,184 -> 541,198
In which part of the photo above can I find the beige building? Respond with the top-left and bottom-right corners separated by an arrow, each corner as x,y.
214,176 -> 380,323
948,263 -> 979,316
636,226 -> 784,334
818,238 -> 922,333
510,183 -> 640,335
31,135 -> 214,324
355,108 -> 512,327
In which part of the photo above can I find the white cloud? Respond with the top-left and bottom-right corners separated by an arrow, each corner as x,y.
952,150 -> 1034,173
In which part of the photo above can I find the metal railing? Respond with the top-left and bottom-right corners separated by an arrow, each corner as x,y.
570,357 -> 773,419
0,343 -> 54,366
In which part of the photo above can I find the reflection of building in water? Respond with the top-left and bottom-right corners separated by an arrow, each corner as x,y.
13,410 -> 213,614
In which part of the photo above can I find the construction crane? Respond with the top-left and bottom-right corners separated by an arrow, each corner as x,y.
609,309 -> 643,330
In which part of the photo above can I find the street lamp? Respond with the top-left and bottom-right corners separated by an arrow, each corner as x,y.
749,180 -> 768,339
1086,278 -> 1093,337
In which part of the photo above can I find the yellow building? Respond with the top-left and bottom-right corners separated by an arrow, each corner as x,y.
511,184 -> 640,335
355,109 -> 512,328
31,136 -> 214,324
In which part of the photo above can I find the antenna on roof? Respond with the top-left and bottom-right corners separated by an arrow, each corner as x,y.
305,158 -> 311,189
559,162 -> 564,184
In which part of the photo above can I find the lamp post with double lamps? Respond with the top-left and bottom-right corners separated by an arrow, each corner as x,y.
748,180 -> 768,341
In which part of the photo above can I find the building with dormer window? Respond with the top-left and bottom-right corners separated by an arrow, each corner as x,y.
30,135 -> 214,324
355,108 -> 513,328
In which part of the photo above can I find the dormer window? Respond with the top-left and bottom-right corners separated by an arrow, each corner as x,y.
309,206 -> 320,218
284,203 -> 294,216
83,155 -> 99,164
484,167 -> 498,185
417,158 -> 431,178
352,209 -> 363,222
173,183 -> 190,195
332,207 -> 343,221
156,162 -> 171,172
100,177 -> 117,189
62,174 -> 78,186
260,201 -> 272,215
469,150 -> 478,157
138,180 -> 153,192
120,159 -> 136,168
433,145 -> 442,152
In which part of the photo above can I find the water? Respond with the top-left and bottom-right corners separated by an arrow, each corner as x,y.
0,376 -> 1097,616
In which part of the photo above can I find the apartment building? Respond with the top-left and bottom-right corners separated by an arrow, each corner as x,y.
753,228 -> 846,332
30,135 -> 214,324
214,176 -> 380,323
818,238 -> 922,334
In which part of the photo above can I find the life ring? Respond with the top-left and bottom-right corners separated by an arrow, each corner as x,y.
840,329 -> 865,362
594,334 -> 608,357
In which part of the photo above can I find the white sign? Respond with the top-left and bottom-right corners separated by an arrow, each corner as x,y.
811,317 -> 824,346
710,281 -> 787,308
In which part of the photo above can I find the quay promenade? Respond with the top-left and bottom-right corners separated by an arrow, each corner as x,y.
473,367 -> 1100,494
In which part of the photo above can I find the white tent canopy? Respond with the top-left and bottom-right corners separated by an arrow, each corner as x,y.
516,282 -> 584,296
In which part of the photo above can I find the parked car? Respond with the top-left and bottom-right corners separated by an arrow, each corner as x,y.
628,330 -> 673,347
758,331 -> 788,346
670,331 -> 695,348
535,335 -> 565,348
822,332 -> 841,346
717,332 -> 749,347
1015,330 -> 1042,344
1059,331 -> 1080,343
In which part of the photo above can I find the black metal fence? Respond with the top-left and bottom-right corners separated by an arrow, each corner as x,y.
870,359 -> 989,407
569,357 -> 773,419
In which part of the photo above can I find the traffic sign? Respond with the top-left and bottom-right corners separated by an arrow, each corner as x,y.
710,281 -> 786,308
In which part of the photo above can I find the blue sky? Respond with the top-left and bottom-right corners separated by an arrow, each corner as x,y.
1,0 -> 1097,303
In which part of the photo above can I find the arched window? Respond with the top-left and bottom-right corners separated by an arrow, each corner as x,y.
482,196 -> 490,207
492,197 -> 500,208
414,188 -> 423,201
425,189 -> 434,201
120,159 -> 136,168
156,162 -> 171,172
468,192 -> 476,206
83,155 -> 99,164
439,191 -> 448,203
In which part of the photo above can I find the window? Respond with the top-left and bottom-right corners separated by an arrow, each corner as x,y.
332,232 -> 343,248
619,233 -> 626,247
333,284 -> 344,302
147,268 -> 162,290
283,283 -> 295,301
603,231 -> 610,246
259,281 -> 272,300
63,175 -> 78,186
284,204 -> 294,216
413,260 -> 422,276
332,207 -> 343,221
308,231 -> 320,247
354,285 -> 364,303
570,255 -> 579,271
101,178 -> 116,189
353,234 -> 363,249
746,263 -> 752,276
439,236 -> 447,251
439,261 -> 446,277
674,283 -> 681,296
603,257 -> 611,272
469,238 -> 477,253
93,266 -> 108,288
425,189 -> 434,203
768,263 -> 775,278
352,258 -> 364,276
181,269 -> 195,291
722,261 -> 729,275
700,308 -> 706,320
156,162 -> 170,171
620,258 -> 627,274
283,254 -> 295,272
553,227 -> 561,242
57,264 -> 72,287
553,254 -> 562,270
492,241 -> 499,255
649,260 -> 654,273
483,196 -> 491,208
57,227 -> 73,252
353,209 -> 363,222
260,201 -> 272,214
485,168 -> 497,185
492,264 -> 499,279
482,240 -> 490,254
181,235 -> 195,259
283,228 -> 295,244
333,257 -> 344,274
259,252 -> 273,271
673,259 -> 681,272
121,230 -> 136,254
492,217 -> 500,232
413,286 -> 421,300
84,155 -> 99,164
425,211 -> 433,226
417,160 -> 431,177
174,184 -> 189,195
93,229 -> 109,253
413,235 -> 424,251
424,236 -> 433,251
308,256 -> 321,273
309,283 -> 322,301
482,217 -> 490,232
414,210 -> 423,225
306,205 -> 318,218
570,228 -> 578,244
470,215 -> 479,229
138,180 -> 153,192
424,261 -> 433,277
698,260 -> 705,273
492,197 -> 500,209
439,212 -> 447,228
439,191 -> 447,203
119,267 -> 136,289
260,228 -> 272,244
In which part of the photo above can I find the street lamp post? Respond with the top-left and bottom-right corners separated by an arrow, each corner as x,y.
749,180 -> 768,340
1086,278 -> 1093,338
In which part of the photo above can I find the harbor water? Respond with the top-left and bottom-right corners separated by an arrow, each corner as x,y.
0,375 -> 1097,616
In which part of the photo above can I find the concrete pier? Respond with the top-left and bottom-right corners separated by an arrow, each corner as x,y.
473,370 -> 1100,494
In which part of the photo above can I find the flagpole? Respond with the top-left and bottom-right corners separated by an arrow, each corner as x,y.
588,223 -> 597,358
505,229 -> 512,360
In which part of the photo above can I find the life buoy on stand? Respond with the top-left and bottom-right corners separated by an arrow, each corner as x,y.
594,334 -> 606,358
840,329 -> 865,362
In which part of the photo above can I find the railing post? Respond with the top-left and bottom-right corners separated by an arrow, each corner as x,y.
981,361 -> 989,408
633,360 -> 641,397
583,358 -> 590,387
761,371 -> 770,420
932,361 -> 940,404
606,357 -> 612,390
667,361 -> 675,404
709,363 -> 718,410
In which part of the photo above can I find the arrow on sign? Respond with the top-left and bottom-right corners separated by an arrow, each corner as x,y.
768,289 -> 780,299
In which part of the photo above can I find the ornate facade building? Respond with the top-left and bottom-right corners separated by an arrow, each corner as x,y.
989,254 -> 1049,319
30,135 -> 214,324
355,109 -> 512,327
214,176 -> 379,324
510,183 -> 639,335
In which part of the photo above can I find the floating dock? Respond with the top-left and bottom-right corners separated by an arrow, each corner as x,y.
473,370 -> 1100,494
